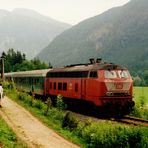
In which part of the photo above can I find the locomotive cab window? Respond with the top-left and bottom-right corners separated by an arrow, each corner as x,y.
105,70 -> 117,78
118,70 -> 129,78
89,71 -> 98,78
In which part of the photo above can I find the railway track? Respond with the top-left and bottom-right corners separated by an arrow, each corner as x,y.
113,116 -> 148,126
68,111 -> 148,126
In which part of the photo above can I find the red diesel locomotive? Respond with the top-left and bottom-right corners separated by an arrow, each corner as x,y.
45,59 -> 134,114
5,59 -> 135,115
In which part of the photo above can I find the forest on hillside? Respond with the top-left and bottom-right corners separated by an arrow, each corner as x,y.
0,49 -> 51,73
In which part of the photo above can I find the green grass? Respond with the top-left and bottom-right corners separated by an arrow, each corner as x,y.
130,87 -> 148,119
4,86 -> 148,148
134,87 -> 148,104
0,117 -> 27,148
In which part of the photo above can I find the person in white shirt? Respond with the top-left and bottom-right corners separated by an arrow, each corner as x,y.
0,84 -> 3,107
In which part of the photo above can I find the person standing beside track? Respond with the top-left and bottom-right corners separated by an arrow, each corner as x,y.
0,84 -> 3,107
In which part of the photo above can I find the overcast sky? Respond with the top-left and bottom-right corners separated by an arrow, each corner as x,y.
0,0 -> 130,25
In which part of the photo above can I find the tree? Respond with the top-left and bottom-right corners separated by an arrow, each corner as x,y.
1,49 -> 50,72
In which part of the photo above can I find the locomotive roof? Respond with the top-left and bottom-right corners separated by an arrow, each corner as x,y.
4,62 -> 127,78
5,69 -> 51,77
47,62 -> 127,73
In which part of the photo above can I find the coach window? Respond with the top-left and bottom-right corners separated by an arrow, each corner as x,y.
34,78 -> 36,85
63,83 -> 67,91
36,78 -> 39,84
89,71 -> 98,78
54,82 -> 56,90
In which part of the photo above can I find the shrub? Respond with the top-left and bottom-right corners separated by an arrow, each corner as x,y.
34,100 -> 44,109
46,107 -> 64,122
18,92 -> 26,101
56,95 -> 67,111
44,97 -> 52,116
62,111 -> 78,131
130,102 -> 148,120
74,122 -> 148,148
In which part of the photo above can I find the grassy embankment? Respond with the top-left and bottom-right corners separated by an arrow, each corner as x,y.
0,117 -> 27,148
130,87 -> 148,119
3,82 -> 148,148
134,87 -> 148,104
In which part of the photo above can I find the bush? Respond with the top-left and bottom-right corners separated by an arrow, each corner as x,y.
130,101 -> 148,120
62,111 -> 78,131
18,92 -> 26,101
44,97 -> 52,116
48,108 -> 64,121
56,95 -> 67,111
34,100 -> 44,109
75,122 -> 148,148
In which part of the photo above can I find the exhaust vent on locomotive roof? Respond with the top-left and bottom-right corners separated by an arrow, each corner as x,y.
65,58 -> 102,67
65,63 -> 89,67
96,58 -> 102,63
89,58 -> 102,64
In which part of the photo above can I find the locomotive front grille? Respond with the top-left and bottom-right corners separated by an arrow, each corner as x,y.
106,92 -> 130,96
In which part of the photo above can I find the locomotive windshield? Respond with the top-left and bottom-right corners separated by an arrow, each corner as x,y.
105,70 -> 129,78
105,70 -> 117,78
118,70 -> 129,78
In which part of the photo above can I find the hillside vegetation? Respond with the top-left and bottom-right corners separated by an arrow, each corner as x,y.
38,0 -> 148,82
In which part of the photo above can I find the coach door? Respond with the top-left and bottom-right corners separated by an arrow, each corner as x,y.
81,79 -> 86,99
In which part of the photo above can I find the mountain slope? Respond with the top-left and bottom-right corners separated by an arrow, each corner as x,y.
0,8 -> 71,59
38,0 -> 148,71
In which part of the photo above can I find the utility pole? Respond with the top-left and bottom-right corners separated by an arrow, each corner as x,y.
0,55 -> 5,82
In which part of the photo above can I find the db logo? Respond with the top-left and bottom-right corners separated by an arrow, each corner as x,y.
69,83 -> 73,90
114,83 -> 123,89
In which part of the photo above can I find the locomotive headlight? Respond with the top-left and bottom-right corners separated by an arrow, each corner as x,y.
125,91 -> 130,96
106,92 -> 113,96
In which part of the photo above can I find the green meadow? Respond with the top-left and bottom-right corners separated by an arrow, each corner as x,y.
130,87 -> 148,119
134,87 -> 148,104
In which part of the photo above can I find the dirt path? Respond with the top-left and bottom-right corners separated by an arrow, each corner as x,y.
0,97 -> 80,148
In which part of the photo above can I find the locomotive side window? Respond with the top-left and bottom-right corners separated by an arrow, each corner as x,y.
50,82 -> 52,89
63,83 -> 67,91
105,70 -> 117,78
54,82 -> 56,90
89,71 -> 98,78
58,82 -> 62,90
75,83 -> 78,92
47,71 -> 88,78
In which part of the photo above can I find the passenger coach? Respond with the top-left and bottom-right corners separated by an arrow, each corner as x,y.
5,69 -> 51,95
